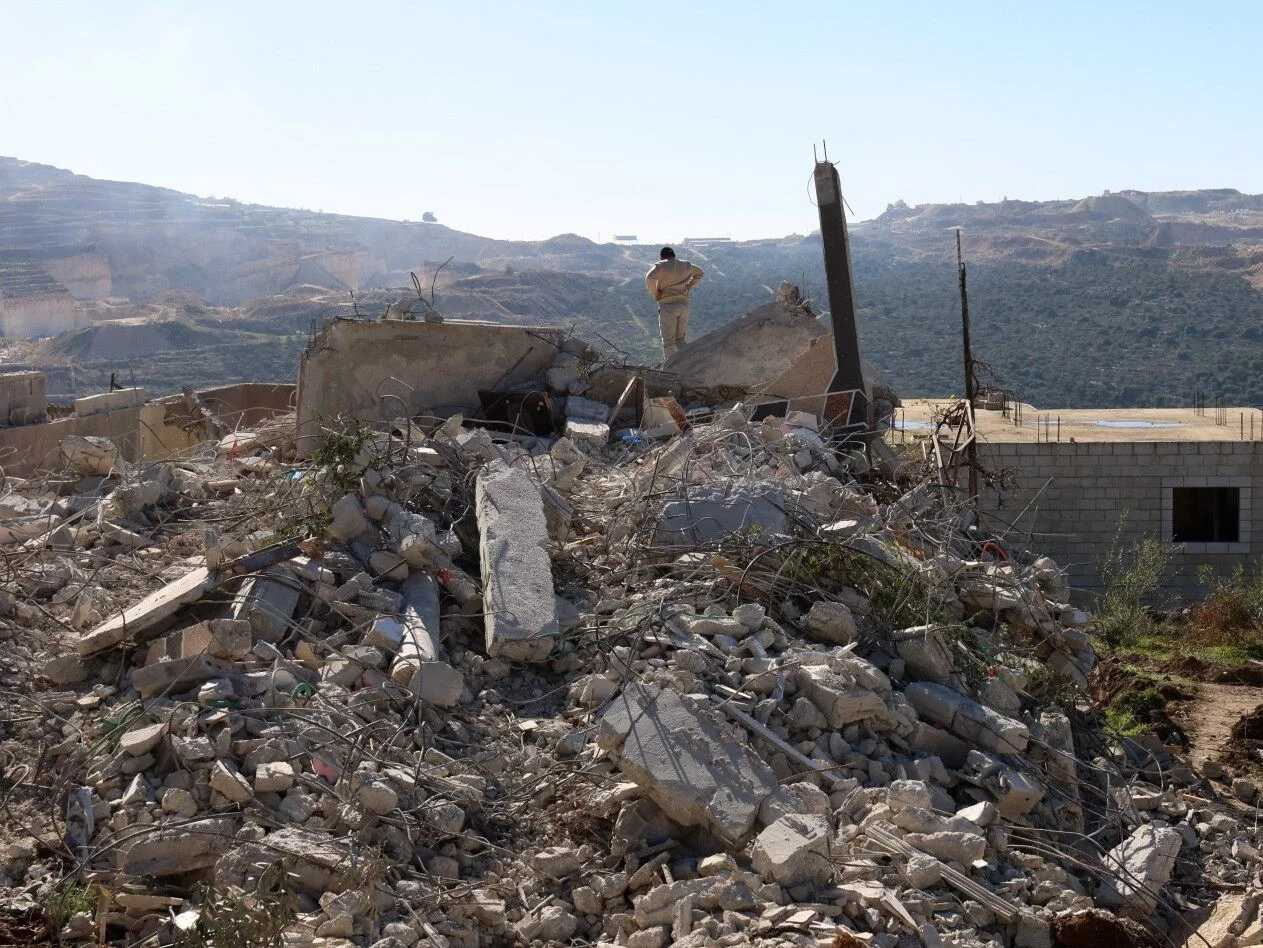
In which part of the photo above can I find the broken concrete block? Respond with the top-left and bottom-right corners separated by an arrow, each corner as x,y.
892,625 -> 955,684
369,549 -> 409,581
887,779 -> 935,813
516,906 -> 579,943
597,683 -> 778,843
329,493 -> 369,542
262,826 -> 368,895
905,831 -> 986,865
805,600 -> 857,645
118,722 -> 167,757
796,664 -> 887,728
227,573 -> 300,643
60,435 -> 121,476
352,771 -> 398,815
1098,823 -> 1182,914
254,761 -> 295,794
411,661 -> 464,708
564,419 -> 610,447
43,653 -> 89,685
904,852 -> 943,888
751,813 -> 834,886
905,682 -> 1029,754
119,818 -> 236,876
476,461 -> 558,662
210,761 -> 252,804
759,781 -> 831,827
655,484 -> 790,547
132,654 -> 235,698
994,767 -> 1045,818
145,618 -> 252,664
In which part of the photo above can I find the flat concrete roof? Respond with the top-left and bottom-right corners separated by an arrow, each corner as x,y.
898,399 -> 1263,444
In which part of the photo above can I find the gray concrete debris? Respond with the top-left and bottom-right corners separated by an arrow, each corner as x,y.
892,624 -> 956,684
796,664 -> 887,728
655,484 -> 790,547
597,683 -> 778,843
751,813 -> 834,886
805,600 -> 857,644
227,572 -> 300,643
476,460 -> 559,661
4,342 -> 1251,948
1099,823 -> 1183,914
906,681 -> 1030,754
119,818 -> 236,876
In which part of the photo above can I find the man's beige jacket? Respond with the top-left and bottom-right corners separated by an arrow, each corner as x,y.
645,258 -> 704,304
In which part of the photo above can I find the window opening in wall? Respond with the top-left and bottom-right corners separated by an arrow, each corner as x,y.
1172,487 -> 1240,543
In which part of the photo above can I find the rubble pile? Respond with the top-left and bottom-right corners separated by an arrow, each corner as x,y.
0,397 -> 1259,948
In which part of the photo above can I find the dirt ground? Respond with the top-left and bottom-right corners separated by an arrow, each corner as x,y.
1173,681 -> 1263,767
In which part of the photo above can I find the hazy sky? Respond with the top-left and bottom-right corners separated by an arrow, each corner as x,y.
3,1 -> 1261,243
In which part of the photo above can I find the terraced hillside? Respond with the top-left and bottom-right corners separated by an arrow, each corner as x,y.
7,155 -> 1263,407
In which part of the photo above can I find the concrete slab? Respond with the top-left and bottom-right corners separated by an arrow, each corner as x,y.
476,460 -> 558,661
78,567 -> 214,656
665,293 -> 826,397
597,683 -> 779,844
655,484 -> 790,547
119,817 -> 236,876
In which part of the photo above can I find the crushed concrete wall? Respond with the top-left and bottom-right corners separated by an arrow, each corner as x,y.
977,439 -> 1263,600
0,370 -> 47,426
295,320 -> 562,457
141,383 -> 297,459
0,404 -> 144,477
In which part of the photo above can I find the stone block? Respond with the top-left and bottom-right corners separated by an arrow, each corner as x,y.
805,601 -> 857,645
655,484 -> 790,547
476,461 -> 558,662
893,625 -> 955,684
132,653 -> 235,698
255,761 -> 295,793
329,493 -> 369,542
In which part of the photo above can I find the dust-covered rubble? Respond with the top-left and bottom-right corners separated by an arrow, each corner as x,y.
0,371 -> 1259,948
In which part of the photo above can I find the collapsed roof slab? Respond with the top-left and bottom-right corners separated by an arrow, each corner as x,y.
664,291 -> 827,400
295,319 -> 564,457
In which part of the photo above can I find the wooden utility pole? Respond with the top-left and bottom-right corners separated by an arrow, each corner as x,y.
956,229 -> 978,503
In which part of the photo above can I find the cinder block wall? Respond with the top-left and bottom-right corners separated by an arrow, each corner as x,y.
976,441 -> 1263,604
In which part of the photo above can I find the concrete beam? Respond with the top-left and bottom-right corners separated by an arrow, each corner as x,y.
476,460 -> 558,661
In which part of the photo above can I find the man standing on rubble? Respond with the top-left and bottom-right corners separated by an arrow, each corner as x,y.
645,246 -> 704,360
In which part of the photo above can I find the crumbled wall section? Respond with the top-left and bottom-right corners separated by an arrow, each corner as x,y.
977,440 -> 1263,599
295,319 -> 562,457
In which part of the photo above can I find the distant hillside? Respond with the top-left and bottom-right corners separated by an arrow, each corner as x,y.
5,156 -> 1263,408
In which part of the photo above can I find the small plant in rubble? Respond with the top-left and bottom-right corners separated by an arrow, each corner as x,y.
308,420 -> 379,492
1092,515 -> 1174,647
173,861 -> 297,948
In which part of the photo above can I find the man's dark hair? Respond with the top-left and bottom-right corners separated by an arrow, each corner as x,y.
659,247 -> 676,260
